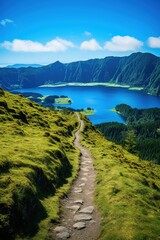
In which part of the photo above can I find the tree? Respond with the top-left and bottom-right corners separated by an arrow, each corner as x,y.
124,130 -> 137,154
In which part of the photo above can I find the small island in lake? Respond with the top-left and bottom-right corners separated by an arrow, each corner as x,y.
13,92 -> 72,107
81,107 -> 95,116
55,96 -> 72,104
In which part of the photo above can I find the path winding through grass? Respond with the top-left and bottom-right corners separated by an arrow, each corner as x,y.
52,113 -> 101,239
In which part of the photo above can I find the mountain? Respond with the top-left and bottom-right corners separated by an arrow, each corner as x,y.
0,89 -> 160,239
5,64 -> 42,68
0,52 -> 160,95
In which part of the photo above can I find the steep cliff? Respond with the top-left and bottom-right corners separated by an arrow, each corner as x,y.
0,52 -> 160,95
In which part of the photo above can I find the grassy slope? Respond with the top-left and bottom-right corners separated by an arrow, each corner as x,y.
81,116 -> 160,240
0,90 -> 80,239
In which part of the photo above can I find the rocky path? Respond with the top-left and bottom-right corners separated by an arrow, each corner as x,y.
52,113 -> 101,240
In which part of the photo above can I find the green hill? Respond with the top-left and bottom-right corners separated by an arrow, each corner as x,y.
81,116 -> 160,240
0,90 -> 160,240
0,89 -> 80,239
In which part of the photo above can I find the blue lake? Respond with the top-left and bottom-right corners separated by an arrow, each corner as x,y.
15,86 -> 160,124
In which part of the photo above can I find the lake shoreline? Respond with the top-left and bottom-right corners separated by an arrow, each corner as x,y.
39,82 -> 144,93
39,82 -> 131,89
13,85 -> 160,124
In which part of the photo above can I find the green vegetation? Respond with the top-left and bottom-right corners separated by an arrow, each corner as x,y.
0,89 -> 80,239
81,116 -> 160,240
14,92 -> 72,107
1,88 -> 160,240
81,107 -> 95,116
97,104 -> 160,164
55,97 -> 72,104
1,52 -> 160,96
124,130 -> 137,154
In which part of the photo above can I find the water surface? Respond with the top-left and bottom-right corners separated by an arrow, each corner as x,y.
15,86 -> 160,124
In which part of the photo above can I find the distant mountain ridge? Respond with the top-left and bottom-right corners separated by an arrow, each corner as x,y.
5,63 -> 42,68
0,52 -> 160,96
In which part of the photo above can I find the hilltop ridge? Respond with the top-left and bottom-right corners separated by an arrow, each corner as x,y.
0,52 -> 160,96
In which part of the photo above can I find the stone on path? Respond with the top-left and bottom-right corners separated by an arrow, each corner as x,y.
83,173 -> 88,176
73,222 -> 86,230
66,205 -> 80,213
54,226 -> 70,239
74,214 -> 92,222
90,220 -> 96,224
74,188 -> 82,193
56,231 -> 70,239
81,168 -> 89,172
79,206 -> 94,214
81,177 -> 87,181
54,226 -> 68,233
83,154 -> 89,158
74,199 -> 84,205
79,183 -> 85,187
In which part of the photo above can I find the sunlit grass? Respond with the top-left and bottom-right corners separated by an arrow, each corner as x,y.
55,97 -> 72,104
0,91 -> 80,239
81,117 -> 160,240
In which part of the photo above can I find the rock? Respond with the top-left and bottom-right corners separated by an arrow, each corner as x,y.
82,154 -> 89,158
74,188 -> 82,193
79,183 -> 85,187
73,199 -> 84,205
56,231 -> 70,239
54,226 -> 68,233
81,162 -> 87,165
74,214 -> 92,222
85,160 -> 92,164
81,177 -> 87,181
66,205 -> 80,213
90,220 -> 96,224
73,222 -> 86,230
83,173 -> 88,176
81,167 -> 89,172
79,206 -> 94,214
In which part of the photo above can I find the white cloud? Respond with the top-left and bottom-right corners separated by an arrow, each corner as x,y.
84,31 -> 92,36
104,36 -> 143,52
80,39 -> 102,51
148,37 -> 160,48
0,19 -> 14,26
1,38 -> 75,52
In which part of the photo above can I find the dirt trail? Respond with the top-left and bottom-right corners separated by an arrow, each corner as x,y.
52,113 -> 101,240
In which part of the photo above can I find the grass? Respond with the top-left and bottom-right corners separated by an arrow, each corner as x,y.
80,116 -> 160,240
55,97 -> 72,104
1,89 -> 160,240
0,90 -> 80,239
80,109 -> 95,116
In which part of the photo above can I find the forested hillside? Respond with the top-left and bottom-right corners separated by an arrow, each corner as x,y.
0,52 -> 160,96
96,104 -> 160,163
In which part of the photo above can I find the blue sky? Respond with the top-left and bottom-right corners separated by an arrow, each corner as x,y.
0,0 -> 160,65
